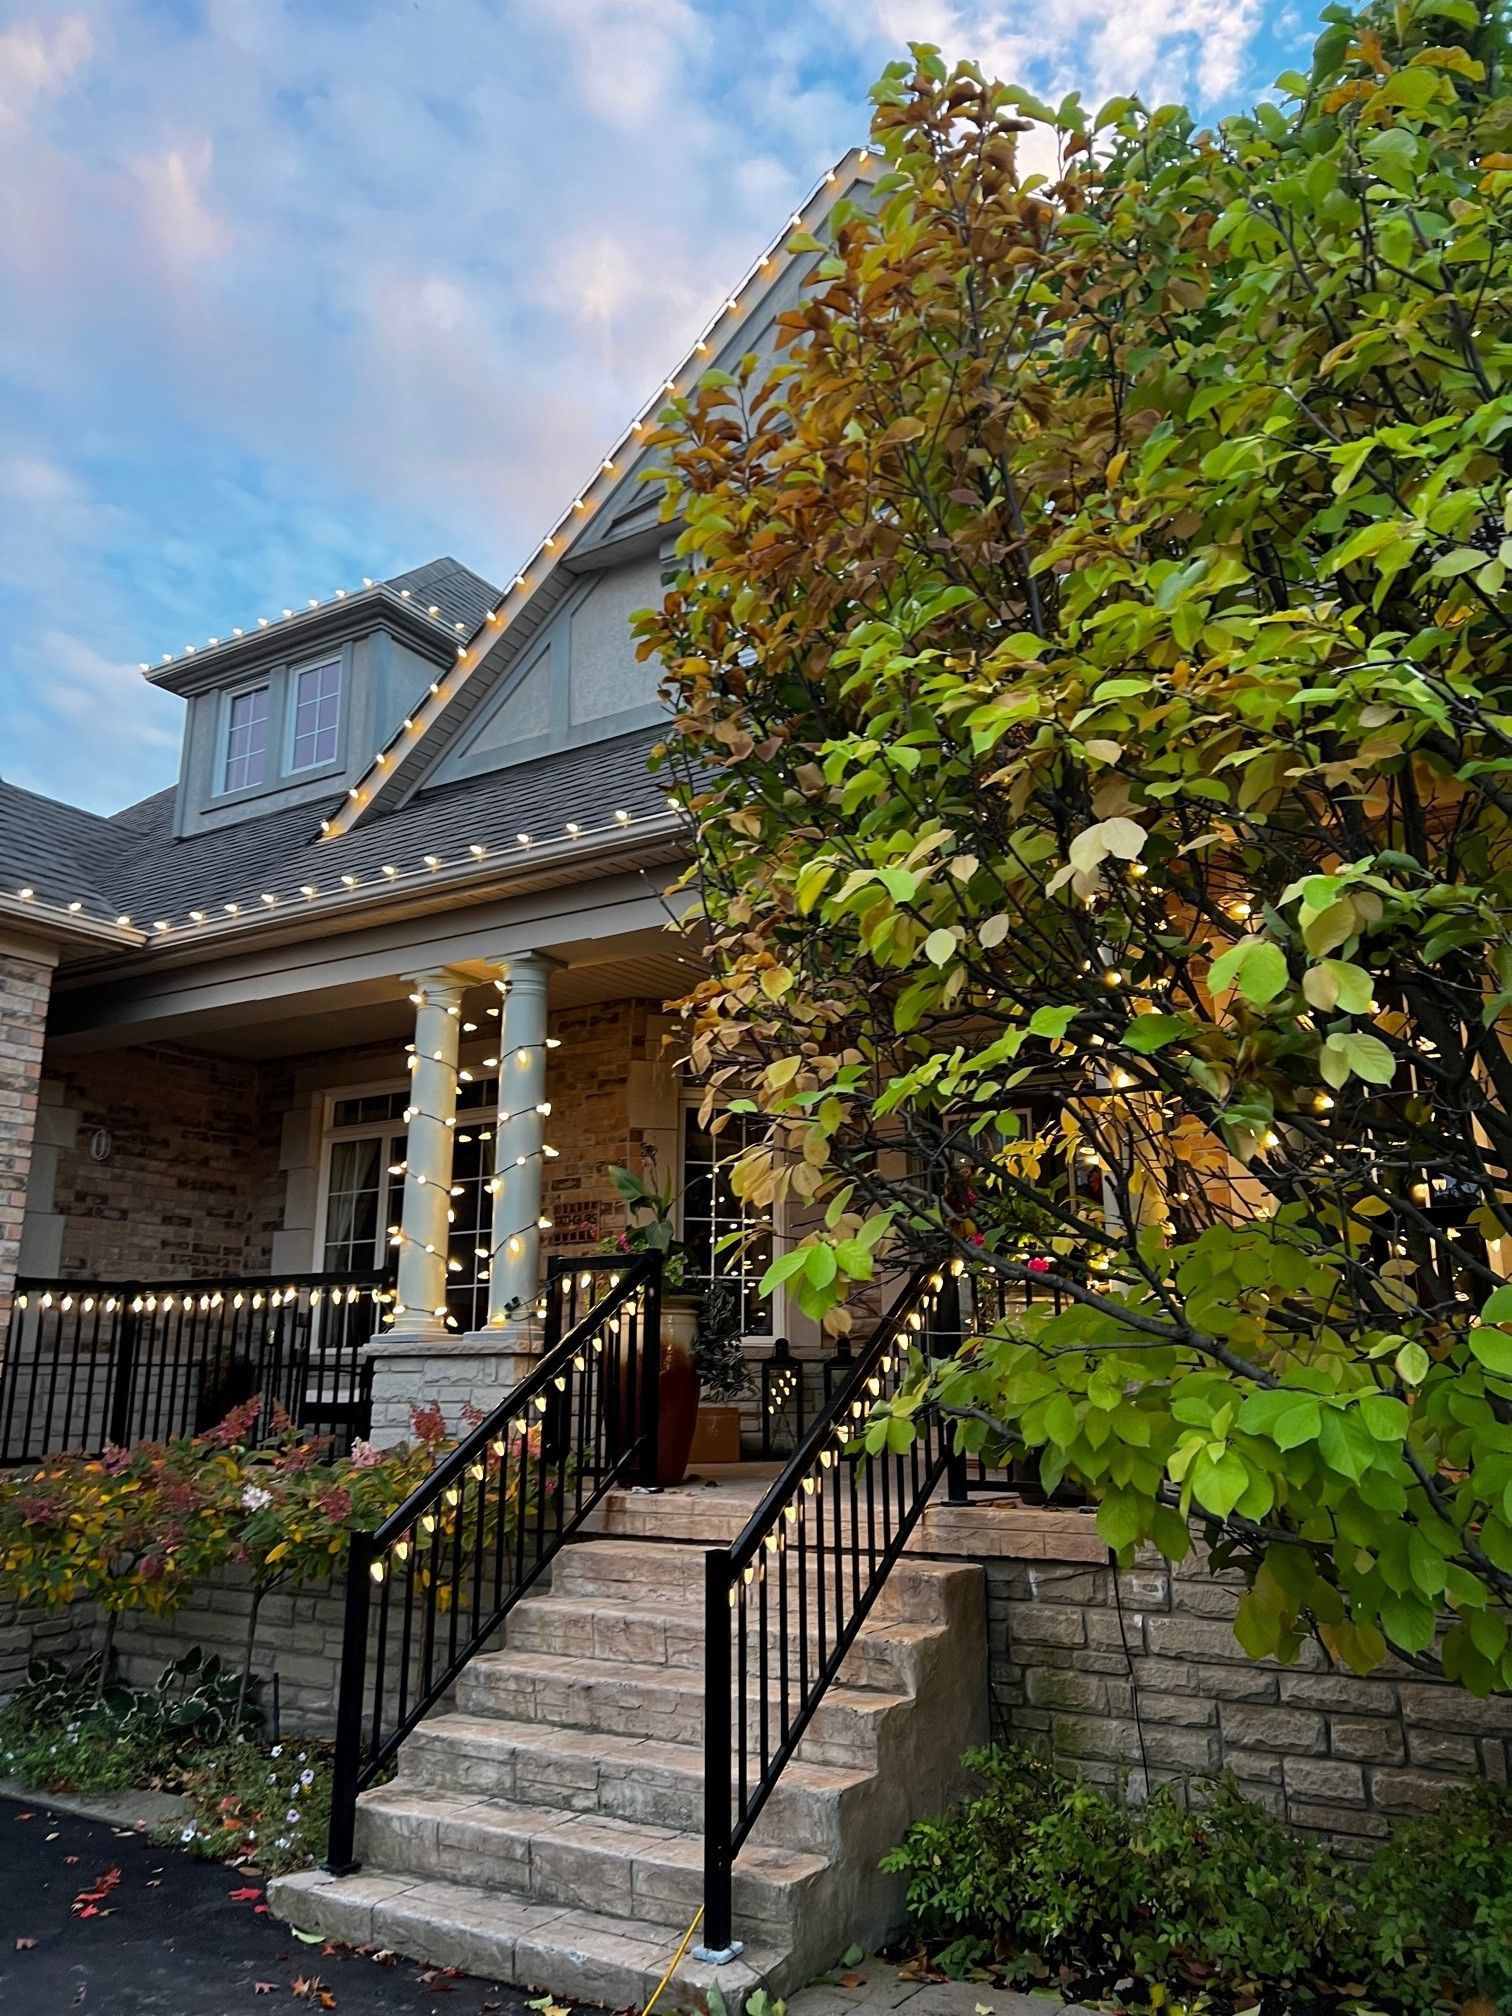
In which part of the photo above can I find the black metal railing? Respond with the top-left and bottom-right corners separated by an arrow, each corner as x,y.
951,1263 -> 1077,1498
325,1251 -> 663,1871
0,1268 -> 392,1464
699,1262 -> 960,1958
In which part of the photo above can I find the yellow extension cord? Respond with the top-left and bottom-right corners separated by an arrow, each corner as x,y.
641,1905 -> 705,2016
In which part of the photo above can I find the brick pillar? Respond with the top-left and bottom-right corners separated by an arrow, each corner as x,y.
0,945 -> 57,1327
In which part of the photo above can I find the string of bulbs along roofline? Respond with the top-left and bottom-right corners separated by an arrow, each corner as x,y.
320,149 -> 876,845
141,582 -> 471,673
8,800 -> 680,935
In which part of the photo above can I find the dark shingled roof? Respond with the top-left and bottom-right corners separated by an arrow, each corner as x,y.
2,729 -> 671,931
383,557 -> 499,635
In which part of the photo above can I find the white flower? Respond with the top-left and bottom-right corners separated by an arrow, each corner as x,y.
270,1744 -> 283,1758
299,1769 -> 314,1786
180,1826 -> 197,1842
241,1484 -> 272,1512
285,1807 -> 301,1824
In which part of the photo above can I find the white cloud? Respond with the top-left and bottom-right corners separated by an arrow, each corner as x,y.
0,13 -> 93,130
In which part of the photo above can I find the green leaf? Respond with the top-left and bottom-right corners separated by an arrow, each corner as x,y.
1122,1013 -> 1189,1053
1470,1327 -> 1512,1378
1394,1340 -> 1431,1386
1209,938 -> 1289,1005
923,927 -> 957,967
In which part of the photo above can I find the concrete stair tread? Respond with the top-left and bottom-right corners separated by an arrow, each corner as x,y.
401,1709 -> 873,1796
270,1866 -> 783,2009
359,1781 -> 830,1887
468,1644 -> 907,1710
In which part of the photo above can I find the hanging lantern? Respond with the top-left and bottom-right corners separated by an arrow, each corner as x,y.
761,1336 -> 805,1459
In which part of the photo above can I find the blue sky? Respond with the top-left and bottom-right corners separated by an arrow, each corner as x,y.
1,0 -> 1311,813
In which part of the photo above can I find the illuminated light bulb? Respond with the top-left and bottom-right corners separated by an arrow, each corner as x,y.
382,865 -> 397,879
282,609 -> 293,619
400,588 -> 411,599
425,854 -> 442,870
261,892 -> 277,906
517,832 -> 532,847
320,819 -> 331,835
374,752 -> 387,768
1261,1129 -> 1280,1150
301,884 -> 318,899
1313,1092 -> 1334,1113
154,920 -> 170,932
565,821 -> 581,836
614,809 -> 630,825
224,902 -> 239,916
257,617 -> 269,628
17,887 -> 33,900
341,873 -> 357,888
545,1037 -> 561,1049
1103,968 -> 1123,988
190,909 -> 206,923
1410,1182 -> 1430,1203
469,844 -> 487,860
428,604 -> 441,616
544,536 -> 556,552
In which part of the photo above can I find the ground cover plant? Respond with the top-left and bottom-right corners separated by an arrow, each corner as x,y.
641,0 -> 1512,1692
884,1744 -> 1512,2013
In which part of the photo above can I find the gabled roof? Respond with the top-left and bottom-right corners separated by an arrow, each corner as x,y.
320,146 -> 878,842
142,556 -> 501,697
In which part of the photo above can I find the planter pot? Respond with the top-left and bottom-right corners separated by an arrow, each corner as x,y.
689,1402 -> 742,1467
654,1294 -> 702,1488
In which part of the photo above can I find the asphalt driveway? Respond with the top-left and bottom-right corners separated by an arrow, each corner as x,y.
0,1795 -> 608,2016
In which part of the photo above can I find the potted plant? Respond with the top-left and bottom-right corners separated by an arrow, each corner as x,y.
607,1166 -> 754,1484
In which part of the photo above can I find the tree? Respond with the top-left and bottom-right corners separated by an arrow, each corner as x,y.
639,0 -> 1512,1689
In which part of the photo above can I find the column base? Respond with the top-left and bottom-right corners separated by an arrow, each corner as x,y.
364,1324 -> 543,1447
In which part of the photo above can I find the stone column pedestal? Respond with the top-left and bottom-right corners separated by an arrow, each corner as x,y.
365,1325 -> 542,1447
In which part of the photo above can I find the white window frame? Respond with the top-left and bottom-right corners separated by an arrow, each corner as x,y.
312,1079 -> 412,1274
218,678 -> 273,798
677,1091 -> 788,1346
285,653 -> 345,776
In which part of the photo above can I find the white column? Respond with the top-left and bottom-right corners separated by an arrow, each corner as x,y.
483,953 -> 555,1329
393,969 -> 468,1337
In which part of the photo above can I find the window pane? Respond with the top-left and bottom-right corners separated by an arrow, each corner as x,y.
223,685 -> 270,793
681,1109 -> 773,1336
291,659 -> 342,769
322,1137 -> 383,1270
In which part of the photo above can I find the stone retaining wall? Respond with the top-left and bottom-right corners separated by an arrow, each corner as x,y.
984,1542 -> 1511,1846
0,1570 -> 348,1740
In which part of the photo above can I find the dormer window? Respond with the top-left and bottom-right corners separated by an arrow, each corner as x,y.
223,684 -> 270,793
290,658 -> 342,771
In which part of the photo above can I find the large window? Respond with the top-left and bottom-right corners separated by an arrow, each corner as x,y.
290,658 -> 342,771
681,1106 -> 775,1337
222,685 -> 270,793
318,1080 -> 499,1331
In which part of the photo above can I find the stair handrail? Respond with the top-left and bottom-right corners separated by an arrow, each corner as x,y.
326,1252 -> 663,1871
698,1260 -> 961,1961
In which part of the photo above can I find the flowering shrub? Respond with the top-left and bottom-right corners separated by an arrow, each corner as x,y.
0,1403 -> 446,1698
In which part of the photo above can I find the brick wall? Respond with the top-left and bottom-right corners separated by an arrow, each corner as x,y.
0,949 -> 55,1322
44,1046 -> 292,1282
541,999 -> 649,1255
986,1547 -> 1512,1846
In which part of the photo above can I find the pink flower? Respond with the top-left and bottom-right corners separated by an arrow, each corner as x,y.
1027,1257 -> 1052,1275
349,1438 -> 382,1469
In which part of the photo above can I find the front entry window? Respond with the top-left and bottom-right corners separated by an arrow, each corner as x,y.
319,1078 -> 499,1329
681,1106 -> 775,1338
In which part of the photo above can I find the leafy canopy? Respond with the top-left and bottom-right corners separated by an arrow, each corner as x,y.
639,0 -> 1512,1688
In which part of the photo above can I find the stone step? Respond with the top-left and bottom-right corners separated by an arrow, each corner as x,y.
554,1536 -> 972,1626
269,1866 -> 781,2014
505,1591 -> 933,1695
394,1710 -> 872,1852
352,1785 -> 829,1945
456,1646 -> 904,1767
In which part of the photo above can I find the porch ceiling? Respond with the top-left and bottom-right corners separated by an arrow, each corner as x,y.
44,931 -> 700,1061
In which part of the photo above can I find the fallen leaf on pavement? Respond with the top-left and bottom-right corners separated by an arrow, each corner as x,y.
229,1886 -> 264,1902
14,1812 -> 34,1822
14,1937 -> 36,1950
253,1986 -> 277,1997
291,1927 -> 324,1942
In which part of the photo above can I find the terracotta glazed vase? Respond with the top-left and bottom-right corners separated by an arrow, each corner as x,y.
654,1293 -> 702,1488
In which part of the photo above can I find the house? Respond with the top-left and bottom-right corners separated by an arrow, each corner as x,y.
2,146 -> 1505,2014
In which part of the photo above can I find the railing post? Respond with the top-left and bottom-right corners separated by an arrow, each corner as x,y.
936,1267 -> 970,1504
636,1257 -> 663,1490
326,1527 -> 374,1874
106,1288 -> 140,1450
696,1544 -> 741,1964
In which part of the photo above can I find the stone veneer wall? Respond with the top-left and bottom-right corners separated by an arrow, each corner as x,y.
44,1045 -> 291,1283
0,949 -> 55,1322
0,1572 -> 348,1740
540,999 -> 650,1258
984,1543 -> 1512,1846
